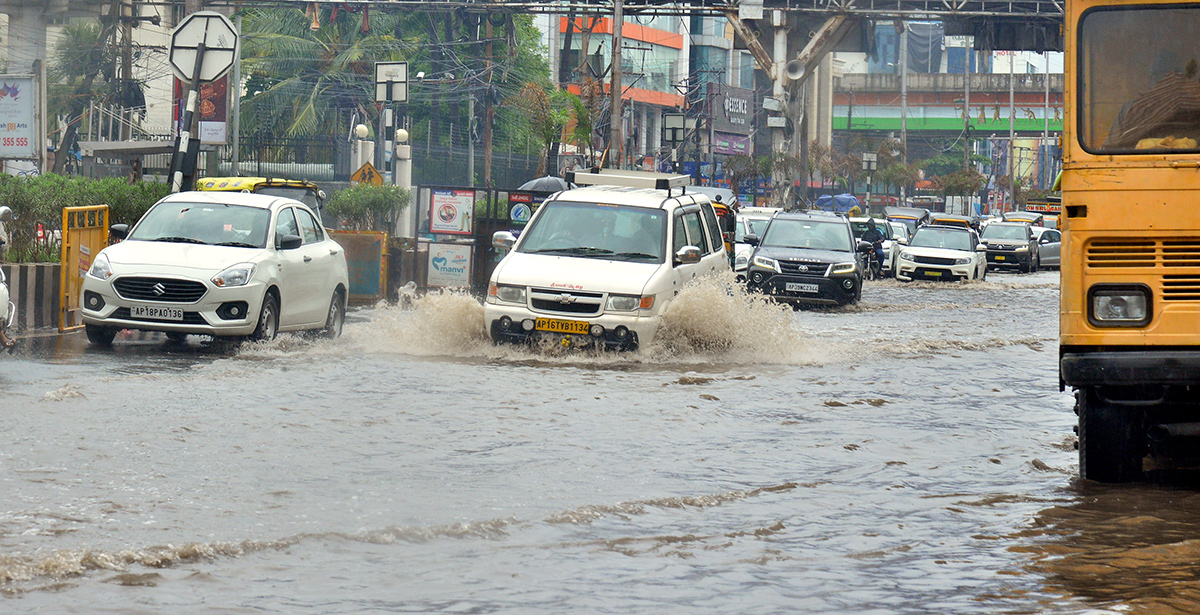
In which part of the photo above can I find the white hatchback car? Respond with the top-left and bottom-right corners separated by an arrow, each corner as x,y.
80,191 -> 349,345
896,224 -> 988,282
486,170 -> 728,351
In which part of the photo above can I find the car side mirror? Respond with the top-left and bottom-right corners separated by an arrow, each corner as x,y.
895,237 -> 908,245
1040,235 -> 1051,244
976,244 -> 988,252
674,245 -> 702,265
743,234 -> 759,247
278,234 -> 303,250
110,223 -> 129,240
0,205 -> 12,223
857,240 -> 872,253
493,230 -> 516,250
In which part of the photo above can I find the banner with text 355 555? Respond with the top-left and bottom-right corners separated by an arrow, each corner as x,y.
0,76 -> 36,159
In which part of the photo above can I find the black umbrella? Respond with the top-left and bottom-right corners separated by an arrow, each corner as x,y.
517,176 -> 573,192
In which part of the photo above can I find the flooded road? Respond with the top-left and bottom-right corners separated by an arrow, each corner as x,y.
2,270 -> 1195,613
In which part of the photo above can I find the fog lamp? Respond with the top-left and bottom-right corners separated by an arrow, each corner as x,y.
614,326 -> 629,340
843,278 -> 854,289
499,316 -> 513,331
521,319 -> 535,332
589,324 -> 604,337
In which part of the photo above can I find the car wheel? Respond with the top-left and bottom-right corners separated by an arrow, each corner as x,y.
1078,386 -> 1144,483
321,289 -> 345,339
251,292 -> 279,342
85,323 -> 117,346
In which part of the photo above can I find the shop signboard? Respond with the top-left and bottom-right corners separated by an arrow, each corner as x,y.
430,189 -> 474,235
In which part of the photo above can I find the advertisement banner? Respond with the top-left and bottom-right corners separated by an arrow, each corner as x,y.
430,189 -> 475,235
174,76 -> 228,144
713,132 -> 752,155
427,243 -> 472,288
0,76 -> 36,159
708,84 -> 755,136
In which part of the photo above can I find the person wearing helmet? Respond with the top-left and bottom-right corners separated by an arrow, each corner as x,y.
860,217 -> 886,279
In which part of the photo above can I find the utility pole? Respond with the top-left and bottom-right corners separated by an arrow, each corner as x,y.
898,22 -> 908,205
608,0 -> 624,168
964,42 -> 971,172
484,18 -> 494,187
1008,51 -> 1015,211
121,0 -> 133,140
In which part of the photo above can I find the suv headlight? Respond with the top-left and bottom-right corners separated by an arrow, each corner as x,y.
492,284 -> 526,304
212,263 -> 257,287
831,262 -> 857,274
606,294 -> 640,311
1088,285 -> 1150,327
734,253 -> 748,267
752,255 -> 780,272
88,253 -> 113,280
954,257 -> 973,265
1015,246 -> 1029,252
899,251 -> 915,262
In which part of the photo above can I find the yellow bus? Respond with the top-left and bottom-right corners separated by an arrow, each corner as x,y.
1060,0 -> 1200,481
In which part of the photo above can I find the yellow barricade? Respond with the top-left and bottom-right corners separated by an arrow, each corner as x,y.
60,205 -> 109,332
328,230 -> 389,304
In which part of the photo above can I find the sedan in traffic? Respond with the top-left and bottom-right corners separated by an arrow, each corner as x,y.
80,191 -> 349,345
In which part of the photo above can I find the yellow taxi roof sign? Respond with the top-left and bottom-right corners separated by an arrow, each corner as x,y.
352,162 -> 383,186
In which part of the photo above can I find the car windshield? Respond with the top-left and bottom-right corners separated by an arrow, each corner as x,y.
910,227 -> 972,251
736,217 -> 771,242
982,224 -> 1027,241
128,201 -> 272,248
517,200 -> 667,262
1080,6 -> 1200,153
258,186 -> 320,211
762,219 -> 851,251
850,220 -> 893,239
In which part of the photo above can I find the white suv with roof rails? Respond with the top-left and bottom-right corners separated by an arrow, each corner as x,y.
486,169 -> 728,351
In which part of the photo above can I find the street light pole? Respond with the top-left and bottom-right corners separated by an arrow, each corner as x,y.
608,0 -> 623,168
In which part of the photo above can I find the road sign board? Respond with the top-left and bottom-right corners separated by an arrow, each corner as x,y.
352,162 -> 383,186
169,11 -> 239,84
374,62 -> 408,103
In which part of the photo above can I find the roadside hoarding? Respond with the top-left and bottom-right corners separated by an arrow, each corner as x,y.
0,76 -> 36,159
430,189 -> 474,235
427,243 -> 472,288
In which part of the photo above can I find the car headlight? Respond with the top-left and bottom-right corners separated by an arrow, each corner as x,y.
88,253 -> 113,280
493,284 -> 526,304
212,263 -> 257,287
899,251 -> 915,262
735,254 -> 748,266
954,257 -> 973,265
752,255 -> 780,272
1089,285 -> 1150,327
606,294 -> 640,311
1015,246 -> 1029,252
831,262 -> 857,274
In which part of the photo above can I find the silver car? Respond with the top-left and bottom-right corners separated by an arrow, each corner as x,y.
1031,226 -> 1061,269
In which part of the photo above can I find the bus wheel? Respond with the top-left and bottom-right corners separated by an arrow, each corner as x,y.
1077,387 -> 1144,483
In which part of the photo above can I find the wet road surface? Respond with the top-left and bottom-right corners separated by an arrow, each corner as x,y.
3,270 -> 1198,613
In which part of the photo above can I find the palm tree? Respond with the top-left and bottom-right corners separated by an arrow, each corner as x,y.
48,21 -> 123,174
514,82 -> 573,176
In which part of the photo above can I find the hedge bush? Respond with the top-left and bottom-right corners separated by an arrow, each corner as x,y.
0,174 -> 170,263
326,183 -> 411,231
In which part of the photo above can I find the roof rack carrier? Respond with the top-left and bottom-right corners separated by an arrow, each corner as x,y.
565,168 -> 692,194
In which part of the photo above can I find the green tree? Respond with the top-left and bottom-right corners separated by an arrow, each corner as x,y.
327,183 -> 411,231
48,20 -> 123,174
931,168 -> 986,198
513,83 -> 574,176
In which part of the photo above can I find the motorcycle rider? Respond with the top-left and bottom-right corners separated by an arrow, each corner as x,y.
860,218 -> 886,277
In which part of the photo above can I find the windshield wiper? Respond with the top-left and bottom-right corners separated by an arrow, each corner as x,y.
529,247 -> 614,256
612,252 -> 659,260
214,241 -> 259,248
151,236 -> 208,245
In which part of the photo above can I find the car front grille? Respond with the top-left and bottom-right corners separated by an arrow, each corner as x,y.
113,277 -> 208,303
913,255 -> 957,266
528,288 -> 603,316
110,307 -> 209,325
778,260 -> 829,276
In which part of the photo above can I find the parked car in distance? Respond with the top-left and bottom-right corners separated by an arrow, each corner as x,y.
744,211 -> 867,306
885,205 -> 931,236
80,191 -> 349,345
1031,226 -> 1061,269
981,221 -> 1040,273
849,216 -> 902,277
733,206 -> 781,280
888,221 -> 910,245
896,224 -> 988,282
486,169 -> 728,351
927,213 -> 975,229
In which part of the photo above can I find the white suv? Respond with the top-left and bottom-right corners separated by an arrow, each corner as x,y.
486,170 -> 728,350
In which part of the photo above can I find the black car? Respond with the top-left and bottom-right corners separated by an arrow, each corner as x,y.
744,212 -> 869,306
981,221 -> 1040,272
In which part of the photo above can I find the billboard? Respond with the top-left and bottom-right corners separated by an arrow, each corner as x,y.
0,76 -> 36,159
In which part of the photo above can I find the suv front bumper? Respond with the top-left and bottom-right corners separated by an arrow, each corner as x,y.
483,302 -> 656,351
747,271 -> 858,305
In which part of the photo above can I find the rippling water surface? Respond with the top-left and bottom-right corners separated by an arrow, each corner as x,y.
4,270 -> 1195,613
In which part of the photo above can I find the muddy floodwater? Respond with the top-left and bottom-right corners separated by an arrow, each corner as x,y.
2,270 -> 1198,613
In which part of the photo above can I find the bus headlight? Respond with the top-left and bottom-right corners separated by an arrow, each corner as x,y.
1088,285 -> 1150,327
